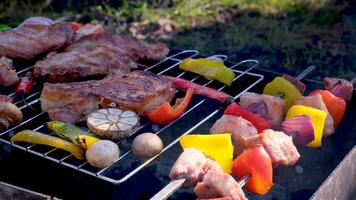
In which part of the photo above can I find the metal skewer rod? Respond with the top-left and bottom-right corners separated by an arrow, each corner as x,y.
150,65 -> 315,200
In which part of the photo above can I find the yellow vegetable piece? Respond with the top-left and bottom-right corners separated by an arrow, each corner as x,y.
11,130 -> 84,160
180,133 -> 234,173
286,105 -> 327,148
75,135 -> 100,149
179,58 -> 235,86
263,77 -> 302,113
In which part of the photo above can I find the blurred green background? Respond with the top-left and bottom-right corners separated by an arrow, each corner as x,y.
1,0 -> 355,80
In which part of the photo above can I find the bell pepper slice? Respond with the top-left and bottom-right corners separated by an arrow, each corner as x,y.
232,146 -> 273,195
69,22 -> 83,31
263,76 -> 302,112
179,58 -> 236,86
286,105 -> 327,148
309,90 -> 346,128
180,134 -> 234,173
165,76 -> 234,104
11,130 -> 84,160
224,103 -> 272,133
147,88 -> 193,125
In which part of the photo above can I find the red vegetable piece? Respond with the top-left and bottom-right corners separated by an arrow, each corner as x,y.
281,115 -> 314,146
165,76 -> 233,104
69,22 -> 83,31
232,146 -> 273,195
309,90 -> 346,128
147,88 -> 193,125
224,103 -> 272,132
16,71 -> 33,98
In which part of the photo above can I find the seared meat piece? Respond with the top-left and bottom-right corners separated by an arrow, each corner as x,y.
74,24 -> 106,41
195,169 -> 247,200
40,71 -> 175,123
324,77 -> 353,102
0,57 -> 19,87
0,95 -> 14,103
260,129 -> 300,166
293,94 -> 334,137
0,22 -> 74,60
169,148 -> 221,187
210,115 -> 259,155
240,92 -> 285,128
282,74 -> 306,94
34,33 -> 169,82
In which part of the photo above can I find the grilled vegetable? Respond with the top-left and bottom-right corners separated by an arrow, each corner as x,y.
282,115 -> 315,146
309,90 -> 346,128
180,134 -> 234,173
263,76 -> 302,112
132,133 -> 163,159
87,108 -> 140,140
11,130 -> 84,160
15,71 -> 33,99
179,58 -> 235,86
0,24 -> 11,32
85,140 -> 120,168
165,76 -> 234,104
147,88 -> 193,125
69,22 -> 83,31
75,135 -> 100,150
232,146 -> 273,195
0,102 -> 23,131
286,105 -> 327,148
46,121 -> 94,146
224,103 -> 272,133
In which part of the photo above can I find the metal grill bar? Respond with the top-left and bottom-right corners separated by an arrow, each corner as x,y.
0,49 -> 264,185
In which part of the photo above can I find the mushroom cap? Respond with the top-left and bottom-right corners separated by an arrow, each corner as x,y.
132,133 -> 163,159
85,140 -> 120,168
0,102 -> 23,130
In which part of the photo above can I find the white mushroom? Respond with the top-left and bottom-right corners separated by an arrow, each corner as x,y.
85,140 -> 120,168
132,133 -> 163,159
0,102 -> 23,131
87,108 -> 140,140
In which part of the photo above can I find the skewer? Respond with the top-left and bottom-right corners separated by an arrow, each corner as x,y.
150,65 -> 315,200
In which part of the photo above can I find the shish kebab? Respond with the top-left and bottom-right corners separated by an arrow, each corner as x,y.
151,65 -> 316,200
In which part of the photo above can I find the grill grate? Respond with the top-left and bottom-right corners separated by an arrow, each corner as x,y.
0,49 -> 264,184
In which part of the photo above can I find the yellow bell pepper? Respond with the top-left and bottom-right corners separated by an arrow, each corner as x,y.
263,77 -> 302,113
179,58 -> 235,86
286,105 -> 327,148
179,133 -> 233,173
11,130 -> 84,160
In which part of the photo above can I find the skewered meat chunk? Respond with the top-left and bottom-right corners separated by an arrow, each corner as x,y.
0,22 -> 75,60
0,57 -> 19,87
40,71 -> 175,123
210,115 -> 259,155
293,94 -> 334,137
195,169 -> 247,200
34,33 -> 169,82
169,148 -> 221,187
324,77 -> 353,102
240,92 -> 285,128
260,129 -> 300,166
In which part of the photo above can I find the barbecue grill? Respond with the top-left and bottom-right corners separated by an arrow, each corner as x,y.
0,49 -> 355,200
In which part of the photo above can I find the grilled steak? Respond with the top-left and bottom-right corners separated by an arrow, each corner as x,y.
0,22 -> 74,60
34,33 -> 169,82
0,57 -> 19,87
40,71 -> 175,123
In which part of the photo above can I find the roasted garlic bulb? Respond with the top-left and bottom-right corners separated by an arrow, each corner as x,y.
87,108 -> 139,139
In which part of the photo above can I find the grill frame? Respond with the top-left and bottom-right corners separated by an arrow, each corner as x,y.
0,49 -> 265,185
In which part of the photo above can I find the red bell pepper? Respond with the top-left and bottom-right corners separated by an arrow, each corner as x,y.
224,103 -> 272,132
147,88 -> 193,125
69,22 -> 83,31
165,76 -> 234,104
232,146 -> 273,195
309,90 -> 346,128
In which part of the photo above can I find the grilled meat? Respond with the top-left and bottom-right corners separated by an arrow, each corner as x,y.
260,129 -> 300,166
293,94 -> 334,137
240,92 -> 285,128
324,77 -> 353,102
0,57 -> 19,87
210,115 -> 259,155
40,71 -> 175,123
74,24 -> 106,41
0,22 -> 74,60
195,169 -> 247,200
0,95 -> 14,103
34,33 -> 169,82
169,148 -> 221,187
